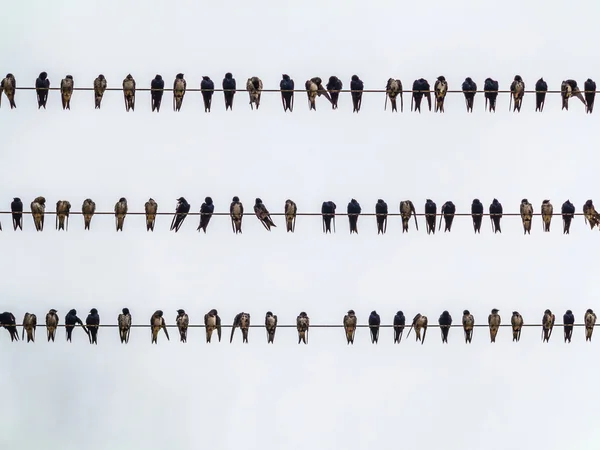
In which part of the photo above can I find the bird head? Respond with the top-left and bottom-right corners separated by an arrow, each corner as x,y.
210,309 -> 218,316
543,199 -> 550,204
122,308 -> 130,315
202,76 -> 209,80
98,74 -> 105,80
463,310 -> 470,315
521,199 -> 528,204
377,199 -> 383,203
6,73 -> 13,78
266,311 -> 273,317
119,197 -> 127,203
587,309 -> 594,314
49,309 -> 57,314
351,75 -> 359,81
225,72 -> 232,79
512,311 -> 519,316
177,197 -> 186,203
232,196 -> 239,202
156,310 -> 163,317
205,197 -> 213,205
586,200 -> 593,206
40,72 -> 47,79
177,309 -> 185,315
90,308 -> 98,314
566,310 -> 573,315
437,75 -> 445,82
442,310 -> 449,316
348,309 -> 355,316
126,74 -> 133,79
176,73 -> 184,79
69,309 -> 77,315
66,75 -> 73,80
396,311 -> 404,316
13,197 -> 20,202
492,308 -> 499,314
514,75 -> 522,82
544,309 -> 552,315
465,77 -> 473,83
282,74 -> 289,80
255,198 -> 262,204
371,310 -> 377,315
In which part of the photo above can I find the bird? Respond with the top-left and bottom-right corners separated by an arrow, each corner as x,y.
561,200 -> 575,234
30,196 -> 46,231
176,309 -> 189,343
509,75 -> 525,112
368,311 -> 381,344
321,201 -> 337,233
375,199 -> 388,235
561,79 -> 586,111
484,78 -> 499,112
1,73 -> 16,108
541,200 -> 553,232
535,78 -> 548,112
86,308 -> 100,345
150,74 -> 164,112
11,197 -> 23,231
22,312 -> 37,343
585,309 -> 597,342
489,198 -> 503,233
343,310 -> 357,344
0,312 -> 19,341
144,198 -> 158,232
433,76 -> 447,113
350,75 -> 364,113
520,199 -> 533,235
36,72 -> 50,109
122,74 -> 136,112
222,72 -> 236,110
280,74 -> 295,112
173,73 -> 186,112
488,309 -> 501,343
462,310 -> 474,344
399,200 -> 418,232
114,197 -> 128,232
254,198 -> 276,231
542,309 -> 555,343
265,311 -> 278,344
65,309 -> 89,343
511,311 -> 523,342
247,76 -> 263,110
56,200 -> 71,231
583,200 -> 600,230
198,197 -> 215,233
584,78 -> 596,114
296,312 -> 310,344
204,309 -> 222,343
150,310 -> 169,344
462,77 -> 477,112
230,196 -> 244,234
170,197 -> 190,232
305,77 -> 319,111
45,309 -> 59,342
386,78 -> 403,112
118,308 -> 131,344
93,74 -> 107,109
285,199 -> 297,233
438,310 -> 452,343
230,312 -> 250,344
439,201 -> 456,232
200,76 -> 214,112
326,76 -> 343,109
347,199 -> 361,234
412,78 -> 432,112
407,313 -> 428,344
563,310 -> 575,343
424,199 -> 437,235
393,311 -> 406,343
60,75 -> 74,110
82,198 -> 96,231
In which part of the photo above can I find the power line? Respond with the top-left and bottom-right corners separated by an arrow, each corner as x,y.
3,323 -> 594,328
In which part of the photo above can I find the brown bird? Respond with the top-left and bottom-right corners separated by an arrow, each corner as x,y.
45,309 -> 59,342
22,312 -> 37,343
284,199 -> 297,232
56,200 -> 71,231
122,74 -> 136,112
509,75 -> 525,112
230,312 -> 251,343
230,196 -> 244,234
118,308 -> 132,344
145,198 -> 158,232
114,197 -> 128,231
343,310 -> 357,344
60,75 -> 74,110
265,311 -> 278,344
542,309 -> 555,343
561,79 -> 586,111
585,309 -> 597,342
488,308 -> 501,343
583,200 -> 600,230
150,310 -> 169,344
247,76 -> 263,110
399,200 -> 418,232
407,313 -> 428,344
30,196 -> 46,231
511,311 -> 523,342
93,74 -> 107,109
520,199 -> 533,235
176,309 -> 189,343
1,73 -> 16,108
385,78 -> 403,112
434,76 -> 448,113
81,199 -> 96,230
541,200 -> 553,232
173,73 -> 187,112
462,310 -> 474,343
204,309 -> 222,343
296,312 -> 310,344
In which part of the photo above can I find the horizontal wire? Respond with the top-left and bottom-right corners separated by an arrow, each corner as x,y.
2,323 -> 593,328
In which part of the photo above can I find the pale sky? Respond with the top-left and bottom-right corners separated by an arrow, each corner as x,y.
1,0 -> 600,449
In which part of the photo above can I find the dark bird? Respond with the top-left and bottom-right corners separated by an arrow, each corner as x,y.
343,310 -> 357,344
393,311 -> 406,344
93,74 -> 107,109
82,198 -> 96,231
265,311 -> 278,344
350,75 -> 364,113
222,72 -> 236,111
438,310 -> 452,343
407,313 -> 428,344
254,198 -> 276,231
585,309 -> 597,342
144,198 -> 158,232
563,309 -> 575,343
247,76 -> 263,110
176,309 -> 189,343
31,196 -> 46,231
347,198 -> 361,234
122,74 -> 136,112
462,77 -> 477,112
541,200 -> 553,232
36,72 -> 50,109
511,311 -> 523,342
321,201 -> 336,233
200,76 -> 214,112
150,310 -> 169,344
230,312 -> 250,344
484,78 -> 499,112
0,312 -> 19,341
230,196 -> 244,234
542,309 -> 555,343
285,199 -> 297,233
439,201 -> 456,232
434,76 -> 448,113
11,197 -> 23,231
280,74 -> 295,112
60,75 -> 74,110
509,75 -> 525,112
520,199 -> 533,235
151,74 -> 164,112
305,77 -> 330,111
204,309 -> 222,343
399,200 -> 418,232
22,312 -> 37,343
170,197 -> 190,232
296,312 -> 310,344
86,308 -> 100,345
385,78 -> 403,112
583,199 -> 600,230
326,75 -> 343,110
584,78 -> 596,114
45,309 -> 58,342
56,200 -> 71,231
488,308 -> 501,343
118,308 -> 131,344
65,309 -> 89,343
114,197 -> 128,232
411,78 -> 431,112
462,310 -> 474,344
375,199 -> 388,235
561,200 -> 575,234
489,198 -> 503,233
424,199 -> 437,235
368,310 -> 380,344
561,79 -> 586,111
535,78 -> 547,112
198,197 -> 214,233
173,73 -> 186,112
1,73 -> 16,108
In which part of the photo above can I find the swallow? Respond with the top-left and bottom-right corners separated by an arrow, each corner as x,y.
312,77 -> 332,105
509,75 -> 525,112
170,197 -> 190,232
368,310 -> 380,344
118,307 -> 131,344
462,310 -> 474,343
114,197 -> 128,231
585,309 -> 597,342
285,199 -> 297,233
385,78 -> 403,112
535,78 -> 547,112
399,200 -> 418,232
470,199 -> 483,233
542,309 -> 555,342
424,199 -> 437,234
122,74 -> 136,112
254,198 -> 276,231
230,312 -> 250,343
393,311 -> 406,343
438,310 -> 452,343
350,75 -> 364,113
563,309 -> 575,343
22,312 -> 37,343
247,76 -> 263,110
321,201 -> 336,233
462,77 -> 477,112
433,76 -> 447,113
45,309 -> 58,342
150,310 -> 169,344
484,78 -> 499,112
411,78 -> 431,112
520,199 -> 533,235
375,199 -> 388,235
584,78 -> 596,114
65,309 -> 89,342
0,312 -> 19,341
439,201 -> 456,232
56,200 -> 71,231
541,200 -> 553,232
93,74 -> 107,109
407,313 -> 428,344
326,75 -> 343,110
488,308 -> 501,343
343,310 -> 357,344
150,74 -> 164,112
511,311 -> 523,342
1,73 -> 16,108
144,198 -> 158,232
198,197 -> 214,233
561,79 -> 586,111
489,198 -> 503,233
296,312 -> 310,344
176,309 -> 189,343
11,197 -> 23,230
230,196 -> 244,234
305,78 -> 319,111
583,199 -> 600,230
86,308 -> 100,345
82,198 -> 96,230
347,198 -> 361,234
30,196 -> 46,231
222,72 -> 236,111
200,76 -> 214,112
561,200 -> 575,234
265,311 -> 278,344
36,72 -> 50,109
173,73 -> 186,112
280,74 -> 295,112
60,75 -> 74,110
204,309 -> 222,343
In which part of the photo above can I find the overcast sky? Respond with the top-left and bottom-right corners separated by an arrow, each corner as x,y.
1,0 -> 600,449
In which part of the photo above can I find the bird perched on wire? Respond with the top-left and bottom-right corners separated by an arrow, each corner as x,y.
541,200 -> 553,232
246,76 -> 263,110
198,197 -> 214,233
36,71 -> 50,109
230,196 -> 244,234
170,197 -> 190,232
93,74 -> 107,109
280,74 -> 295,112
176,309 -> 189,343
321,201 -> 336,234
30,196 -> 46,232
520,199 -> 533,235
296,312 -> 309,344
434,76 -> 447,113
326,75 -> 343,110
60,75 -> 74,110
86,308 -> 100,345
368,310 -> 380,344
122,74 -> 136,112
509,75 -> 525,112
254,198 -> 276,231
583,199 -> 600,230
150,310 -> 169,344
511,311 -> 523,342
585,309 -> 597,342
204,309 -> 221,343
265,311 -> 277,344
375,199 -> 388,235
439,201 -> 455,232
144,198 -> 158,232
584,78 -> 596,114
411,78 -> 431,113
393,311 -> 406,344
462,77 -> 477,112
424,199 -> 437,235
350,75 -> 364,113
114,197 -> 128,232
347,199 -> 361,234
489,198 -> 503,233
22,312 -> 37,343
173,73 -> 186,112
385,78 -> 403,112
65,309 -> 89,343
542,309 -> 555,343
343,310 -> 357,344
56,200 -> 71,231
1,73 -> 16,108
200,76 -> 214,112
438,310 -> 452,344
399,200 -> 418,232
82,198 -> 96,231
222,72 -> 236,110
0,312 -> 19,341
561,200 -> 575,234
11,197 -> 23,231
561,79 -> 586,111
462,310 -> 474,344
45,309 -> 59,342
407,313 -> 428,344
118,308 -> 131,344
284,199 -> 297,233
563,310 -> 575,343
488,309 -> 501,343
230,312 -> 250,344
150,74 -> 164,112
484,78 -> 499,112
305,78 -> 319,111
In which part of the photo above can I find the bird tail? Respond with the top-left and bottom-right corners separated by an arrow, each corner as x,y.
84,214 -> 92,230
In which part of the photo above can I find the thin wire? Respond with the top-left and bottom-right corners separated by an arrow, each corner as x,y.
4,323 -> 594,328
